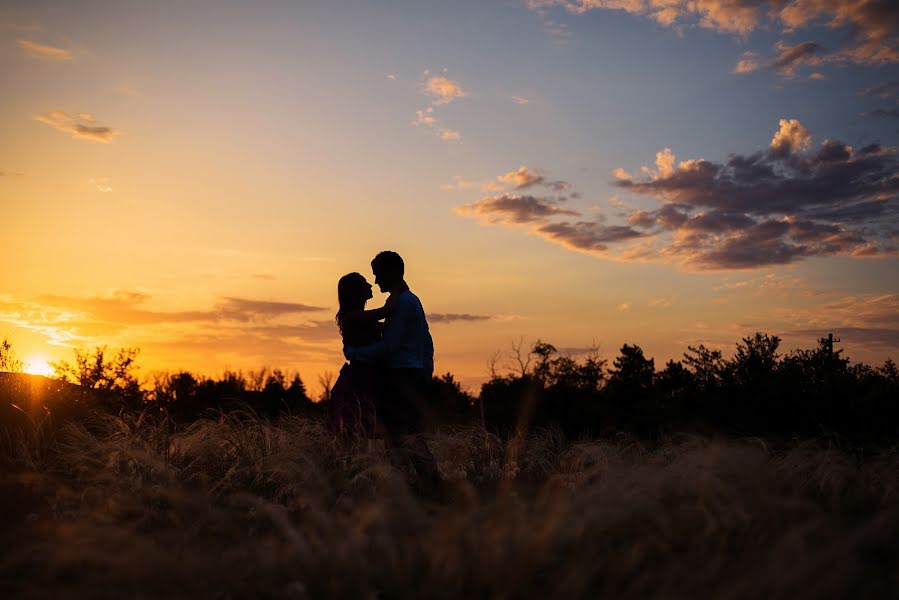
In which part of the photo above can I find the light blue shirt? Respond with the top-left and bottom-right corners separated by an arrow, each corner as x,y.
344,289 -> 434,374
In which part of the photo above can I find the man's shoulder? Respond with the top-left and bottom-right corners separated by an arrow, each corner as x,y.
397,289 -> 421,306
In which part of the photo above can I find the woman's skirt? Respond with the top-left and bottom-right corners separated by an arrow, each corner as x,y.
327,362 -> 381,437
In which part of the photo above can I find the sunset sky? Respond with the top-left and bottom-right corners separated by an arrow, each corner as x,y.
2,0 -> 898,392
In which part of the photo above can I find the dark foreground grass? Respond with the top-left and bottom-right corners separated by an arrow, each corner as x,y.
2,411 -> 898,599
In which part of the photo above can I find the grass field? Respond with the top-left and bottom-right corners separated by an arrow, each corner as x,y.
3,405 -> 898,599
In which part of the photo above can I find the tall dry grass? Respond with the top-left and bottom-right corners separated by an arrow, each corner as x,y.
2,411 -> 898,599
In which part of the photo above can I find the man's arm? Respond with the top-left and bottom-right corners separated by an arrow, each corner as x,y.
344,295 -> 413,364
423,325 -> 434,377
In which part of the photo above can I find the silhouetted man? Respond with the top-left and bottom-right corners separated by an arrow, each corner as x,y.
343,251 -> 438,488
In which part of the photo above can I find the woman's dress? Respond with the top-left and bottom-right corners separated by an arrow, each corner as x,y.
327,313 -> 383,437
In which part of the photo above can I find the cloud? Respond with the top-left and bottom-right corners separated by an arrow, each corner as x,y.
769,118 -> 812,157
778,294 -> 899,351
90,177 -> 112,192
429,313 -> 491,324
455,167 -> 649,254
413,75 -> 467,143
17,39 -> 73,61
512,96 -> 531,105
862,79 -> 899,98
423,76 -> 466,105
0,290 -> 331,364
444,166 -> 571,194
529,0 -> 899,67
216,297 -> 326,321
770,41 -> 822,76
456,122 -> 898,271
536,221 -> 645,251
34,111 -> 118,143
25,291 -> 325,328
439,128 -> 461,142
734,41 -> 824,77
613,119 -> 899,269
861,108 -> 899,119
456,194 -> 580,224
734,52 -> 762,74
497,166 -> 546,189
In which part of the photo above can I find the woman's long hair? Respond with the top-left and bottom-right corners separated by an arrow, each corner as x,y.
336,272 -> 368,336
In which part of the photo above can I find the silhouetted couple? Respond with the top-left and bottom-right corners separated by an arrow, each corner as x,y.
328,251 -> 439,490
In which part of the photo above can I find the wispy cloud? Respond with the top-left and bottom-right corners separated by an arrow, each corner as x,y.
861,108 -> 899,119
0,291 -> 329,355
457,194 -> 580,225
429,313 -> 491,324
735,41 -> 825,78
17,39 -> 73,61
862,79 -> 899,99
34,111 -> 118,143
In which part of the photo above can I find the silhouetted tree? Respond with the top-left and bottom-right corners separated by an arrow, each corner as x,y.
0,338 -> 24,373
51,346 -> 143,409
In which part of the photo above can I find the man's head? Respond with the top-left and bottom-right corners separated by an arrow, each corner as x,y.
371,250 -> 404,293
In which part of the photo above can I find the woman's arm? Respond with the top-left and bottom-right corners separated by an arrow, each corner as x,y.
358,295 -> 397,322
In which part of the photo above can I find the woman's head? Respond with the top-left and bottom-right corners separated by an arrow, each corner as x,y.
336,272 -> 373,331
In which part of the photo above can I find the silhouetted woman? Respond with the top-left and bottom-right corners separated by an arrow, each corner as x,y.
327,272 -> 392,437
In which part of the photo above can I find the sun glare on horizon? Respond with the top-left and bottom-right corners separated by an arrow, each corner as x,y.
23,356 -> 54,377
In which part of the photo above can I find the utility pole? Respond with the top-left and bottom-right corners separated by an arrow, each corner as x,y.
825,333 -> 841,360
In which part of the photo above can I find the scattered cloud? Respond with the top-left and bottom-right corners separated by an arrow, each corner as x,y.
456,121 -> 899,271
613,119 -> 899,269
34,111 -> 118,143
386,73 -> 397,80
413,71 -> 467,143
423,76 -> 466,105
445,166 -> 571,194
512,96 -> 531,105
455,166 -> 649,253
17,39 -> 73,61
529,0 -> 899,68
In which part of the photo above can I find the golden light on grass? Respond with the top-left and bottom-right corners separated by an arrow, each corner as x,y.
23,356 -> 54,377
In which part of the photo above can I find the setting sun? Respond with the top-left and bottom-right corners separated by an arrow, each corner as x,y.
23,356 -> 54,377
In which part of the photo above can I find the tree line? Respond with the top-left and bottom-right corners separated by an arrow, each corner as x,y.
1,334 -> 897,443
